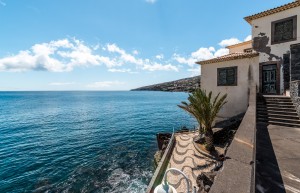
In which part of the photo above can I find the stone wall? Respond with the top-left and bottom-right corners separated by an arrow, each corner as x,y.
290,80 -> 300,116
146,133 -> 176,193
290,43 -> 300,116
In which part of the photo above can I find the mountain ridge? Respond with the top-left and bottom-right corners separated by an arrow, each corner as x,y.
131,76 -> 200,92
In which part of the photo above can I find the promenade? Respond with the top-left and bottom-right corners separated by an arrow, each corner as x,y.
256,123 -> 300,193
167,132 -> 215,193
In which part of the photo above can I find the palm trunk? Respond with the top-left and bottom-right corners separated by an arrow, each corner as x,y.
205,128 -> 215,152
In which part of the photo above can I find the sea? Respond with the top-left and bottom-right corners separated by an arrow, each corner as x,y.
0,91 -> 197,193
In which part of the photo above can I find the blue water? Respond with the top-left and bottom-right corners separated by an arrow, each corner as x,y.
0,91 -> 196,193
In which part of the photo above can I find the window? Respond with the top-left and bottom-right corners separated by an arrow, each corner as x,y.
244,48 -> 253,53
217,66 -> 237,86
271,16 -> 297,44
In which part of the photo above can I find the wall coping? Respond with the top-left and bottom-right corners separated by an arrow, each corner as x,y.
210,82 -> 257,193
146,133 -> 176,193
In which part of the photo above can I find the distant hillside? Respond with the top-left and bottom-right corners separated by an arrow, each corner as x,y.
131,76 -> 200,92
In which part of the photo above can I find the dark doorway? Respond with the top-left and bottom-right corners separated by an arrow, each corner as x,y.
291,43 -> 300,81
283,54 -> 290,93
262,64 -> 277,94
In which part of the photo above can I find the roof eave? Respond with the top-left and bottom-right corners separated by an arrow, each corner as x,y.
196,53 -> 259,65
244,1 -> 300,25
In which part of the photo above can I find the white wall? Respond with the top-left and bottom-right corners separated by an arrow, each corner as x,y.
252,6 -> 300,62
251,6 -> 300,94
228,42 -> 252,54
200,56 -> 259,119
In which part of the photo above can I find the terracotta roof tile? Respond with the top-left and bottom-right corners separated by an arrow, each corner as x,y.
196,52 -> 259,65
244,1 -> 300,24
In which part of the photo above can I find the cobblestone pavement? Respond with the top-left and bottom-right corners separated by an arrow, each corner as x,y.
167,132 -> 216,193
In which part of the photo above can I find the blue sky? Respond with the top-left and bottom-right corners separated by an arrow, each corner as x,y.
0,0 -> 293,90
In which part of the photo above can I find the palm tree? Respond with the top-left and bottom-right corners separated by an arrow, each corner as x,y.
178,89 -> 227,151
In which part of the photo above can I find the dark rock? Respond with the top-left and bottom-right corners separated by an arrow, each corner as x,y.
154,150 -> 162,167
213,113 -> 244,146
204,185 -> 211,192
156,133 -> 171,150
194,134 -> 205,144
212,161 -> 223,171
197,172 -> 214,188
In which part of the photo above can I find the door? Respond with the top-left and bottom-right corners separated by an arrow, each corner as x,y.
262,64 -> 277,94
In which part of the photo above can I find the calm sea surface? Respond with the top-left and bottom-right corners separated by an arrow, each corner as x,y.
0,91 -> 196,193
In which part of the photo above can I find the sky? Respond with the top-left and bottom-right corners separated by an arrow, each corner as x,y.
0,0 -> 293,91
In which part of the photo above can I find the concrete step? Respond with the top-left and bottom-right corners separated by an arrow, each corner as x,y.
257,117 -> 300,123
264,106 -> 296,111
257,111 -> 299,118
257,116 -> 300,124
257,111 -> 299,117
257,113 -> 300,120
257,107 -> 296,112
264,98 -> 292,103
263,95 -> 290,99
256,104 -> 266,108
266,104 -> 295,108
257,120 -> 300,128
266,101 -> 294,105
264,96 -> 291,99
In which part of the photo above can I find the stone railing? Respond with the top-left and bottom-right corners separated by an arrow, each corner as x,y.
290,80 -> 300,116
146,133 -> 176,193
209,83 -> 257,193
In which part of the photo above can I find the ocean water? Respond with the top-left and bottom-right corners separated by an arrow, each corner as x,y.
0,91 -> 196,193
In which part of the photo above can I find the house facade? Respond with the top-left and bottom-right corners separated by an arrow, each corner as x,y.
197,0 -> 300,119
245,1 -> 300,96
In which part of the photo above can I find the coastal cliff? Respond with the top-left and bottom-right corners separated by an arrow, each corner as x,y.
131,76 -> 200,92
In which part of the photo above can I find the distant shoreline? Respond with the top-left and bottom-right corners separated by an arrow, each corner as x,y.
131,76 -> 200,93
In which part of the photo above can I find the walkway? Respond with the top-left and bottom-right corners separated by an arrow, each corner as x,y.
256,123 -> 300,193
167,132 -> 216,193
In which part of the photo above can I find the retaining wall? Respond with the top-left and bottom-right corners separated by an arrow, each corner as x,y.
209,83 -> 257,193
146,133 -> 176,193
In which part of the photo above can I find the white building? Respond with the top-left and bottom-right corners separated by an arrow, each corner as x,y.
197,0 -> 300,118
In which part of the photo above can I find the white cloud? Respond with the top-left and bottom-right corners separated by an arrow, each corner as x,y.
214,48 -> 229,57
146,0 -> 156,4
93,44 -> 100,50
49,82 -> 75,86
108,68 -> 132,73
173,47 -> 228,68
142,63 -> 178,72
87,81 -> 125,88
173,35 -> 253,71
219,38 -> 241,47
0,39 -> 182,73
191,48 -> 215,61
106,43 -> 178,72
187,67 -> 201,77
0,35 -> 252,75
244,35 -> 252,41
173,54 -> 196,67
0,0 -> 6,6
106,43 -> 143,66
155,54 -> 164,60
132,50 -> 139,55
0,38 -> 112,72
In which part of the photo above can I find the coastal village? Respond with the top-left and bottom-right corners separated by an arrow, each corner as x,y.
146,1 -> 300,192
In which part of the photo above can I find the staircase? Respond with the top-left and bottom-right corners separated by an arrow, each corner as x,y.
257,95 -> 300,127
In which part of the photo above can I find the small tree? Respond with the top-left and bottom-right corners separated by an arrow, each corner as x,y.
178,89 -> 227,151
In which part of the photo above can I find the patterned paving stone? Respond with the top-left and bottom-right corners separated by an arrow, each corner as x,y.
167,132 -> 216,193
